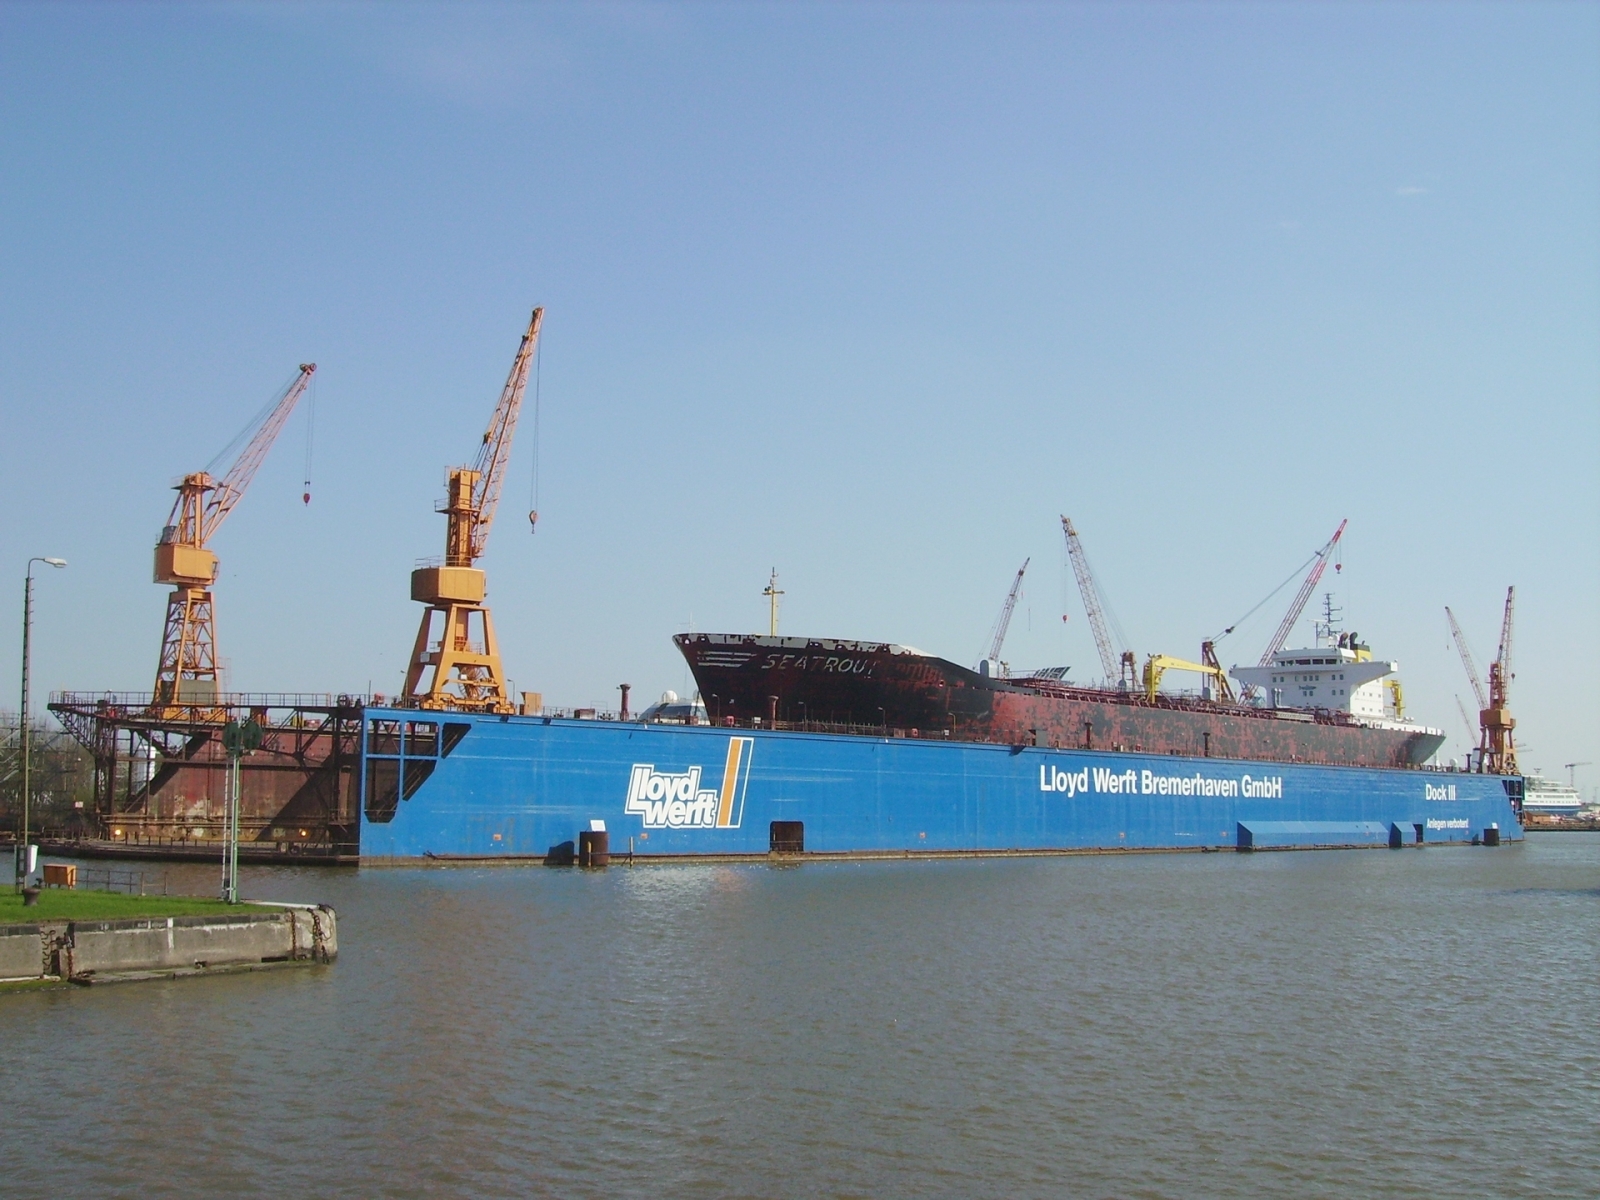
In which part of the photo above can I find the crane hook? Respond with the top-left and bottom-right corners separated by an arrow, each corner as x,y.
528,509 -> 538,533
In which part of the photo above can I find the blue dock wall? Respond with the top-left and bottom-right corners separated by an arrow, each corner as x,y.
357,710 -> 1520,859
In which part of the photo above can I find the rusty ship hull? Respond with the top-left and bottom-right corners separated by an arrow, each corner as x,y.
674,634 -> 1445,768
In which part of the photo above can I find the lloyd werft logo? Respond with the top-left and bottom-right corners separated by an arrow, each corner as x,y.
625,737 -> 754,829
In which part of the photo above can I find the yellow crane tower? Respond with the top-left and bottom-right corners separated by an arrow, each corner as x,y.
151,364 -> 316,714
402,308 -> 543,712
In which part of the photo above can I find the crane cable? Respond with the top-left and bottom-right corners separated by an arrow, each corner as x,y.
1208,547 -> 1321,646
302,368 -> 316,505
205,368 -> 304,476
528,332 -> 541,532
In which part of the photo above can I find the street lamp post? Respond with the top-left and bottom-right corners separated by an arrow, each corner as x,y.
18,557 -> 66,891
220,717 -> 262,903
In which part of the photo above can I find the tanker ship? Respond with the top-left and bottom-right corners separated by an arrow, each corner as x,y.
673,631 -> 1446,768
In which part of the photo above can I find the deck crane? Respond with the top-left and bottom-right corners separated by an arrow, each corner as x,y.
976,558 -> 1028,674
1237,519 -> 1346,704
151,363 -> 316,712
402,308 -> 543,713
1480,586 -> 1517,775
1060,516 -> 1136,689
1445,606 -> 1489,712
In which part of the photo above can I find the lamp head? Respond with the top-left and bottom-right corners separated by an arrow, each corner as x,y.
43,558 -> 66,568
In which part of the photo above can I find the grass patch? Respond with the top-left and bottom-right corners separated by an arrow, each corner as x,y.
0,889 -> 261,923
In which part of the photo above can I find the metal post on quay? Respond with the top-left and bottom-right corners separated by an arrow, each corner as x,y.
220,717 -> 262,903
16,556 -> 66,896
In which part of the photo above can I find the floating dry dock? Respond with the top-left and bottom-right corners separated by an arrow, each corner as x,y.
357,710 -> 1521,862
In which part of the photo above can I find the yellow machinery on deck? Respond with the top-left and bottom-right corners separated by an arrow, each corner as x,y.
1141,654 -> 1234,703
402,308 -> 543,713
151,364 -> 316,715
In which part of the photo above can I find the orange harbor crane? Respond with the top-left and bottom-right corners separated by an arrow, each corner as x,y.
402,307 -> 543,712
1447,590 -> 1517,775
151,364 -> 315,714
1481,586 -> 1517,775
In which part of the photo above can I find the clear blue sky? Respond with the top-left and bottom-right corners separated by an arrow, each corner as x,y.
3,3 -> 1596,786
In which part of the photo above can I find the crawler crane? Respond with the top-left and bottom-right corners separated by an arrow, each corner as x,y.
1060,517 -> 1136,689
976,559 -> 1028,674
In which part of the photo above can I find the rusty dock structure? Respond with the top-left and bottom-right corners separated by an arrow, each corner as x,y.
47,692 -> 363,863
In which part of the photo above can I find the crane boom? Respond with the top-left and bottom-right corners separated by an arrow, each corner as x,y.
1446,606 -> 1488,711
980,558 -> 1029,668
1495,585 -> 1515,688
1061,516 -> 1133,686
202,364 -> 316,542
466,307 -> 542,562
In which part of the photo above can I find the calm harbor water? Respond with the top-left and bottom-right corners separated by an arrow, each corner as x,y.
3,835 -> 1597,1198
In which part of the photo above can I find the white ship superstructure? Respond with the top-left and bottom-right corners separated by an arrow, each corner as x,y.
1231,632 -> 1438,737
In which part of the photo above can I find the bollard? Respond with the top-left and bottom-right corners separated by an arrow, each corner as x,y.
544,840 -> 576,867
578,830 -> 610,867
21,886 -> 41,907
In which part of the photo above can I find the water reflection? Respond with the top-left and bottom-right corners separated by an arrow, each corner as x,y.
3,836 -> 1596,1198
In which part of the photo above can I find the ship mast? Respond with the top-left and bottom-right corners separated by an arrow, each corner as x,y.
763,569 -> 784,636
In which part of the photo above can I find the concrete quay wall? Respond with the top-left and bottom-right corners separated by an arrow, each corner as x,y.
0,905 -> 336,987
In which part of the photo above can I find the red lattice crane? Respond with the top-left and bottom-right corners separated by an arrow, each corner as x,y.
402,308 -> 543,712
151,364 -> 316,711
1238,519 -> 1346,704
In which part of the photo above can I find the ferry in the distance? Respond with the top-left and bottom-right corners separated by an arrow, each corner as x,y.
1521,774 -> 1585,816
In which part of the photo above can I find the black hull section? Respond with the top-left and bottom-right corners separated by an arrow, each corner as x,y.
674,633 -> 1445,769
